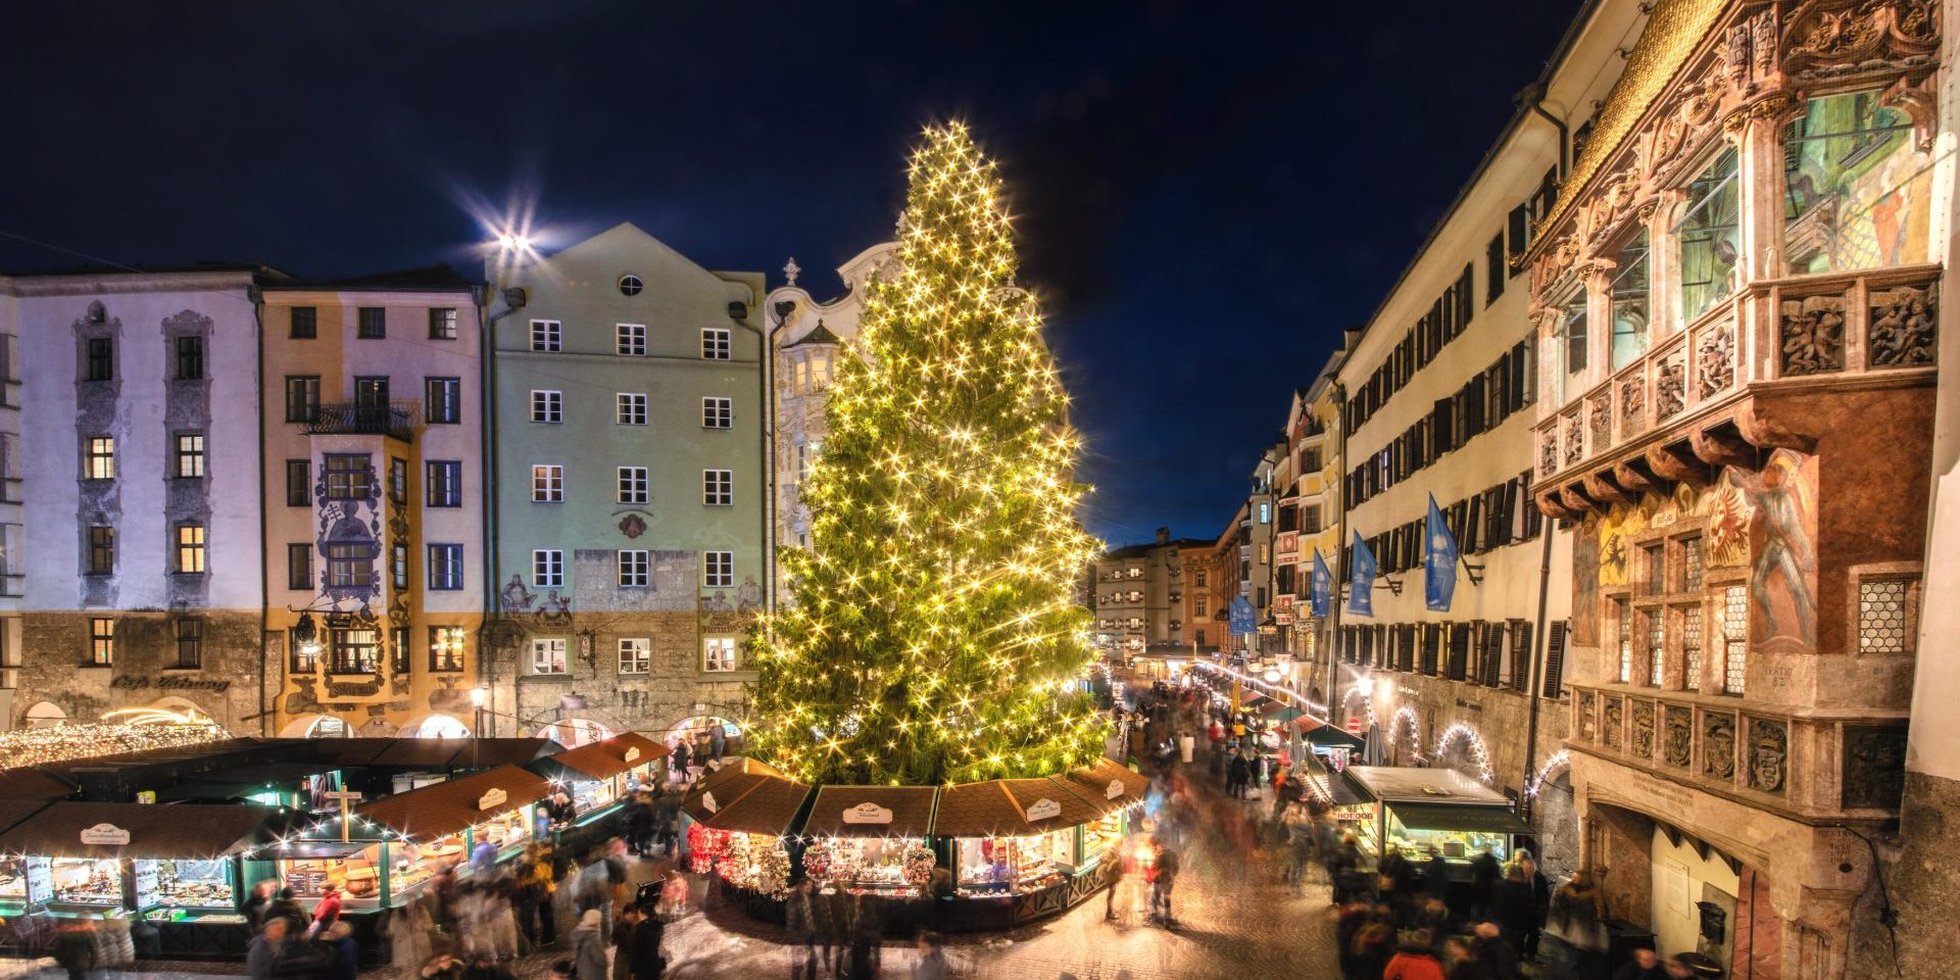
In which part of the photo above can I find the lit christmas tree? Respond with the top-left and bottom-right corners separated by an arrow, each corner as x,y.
748,123 -> 1107,786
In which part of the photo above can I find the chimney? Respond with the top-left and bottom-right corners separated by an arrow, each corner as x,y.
1155,527 -> 1170,545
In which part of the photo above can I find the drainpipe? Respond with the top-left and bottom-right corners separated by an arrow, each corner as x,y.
727,289 -> 769,613
482,285 -> 522,738
1521,515 -> 1555,816
1324,382 -> 1348,718
251,281 -> 270,737
1519,81 -> 1571,179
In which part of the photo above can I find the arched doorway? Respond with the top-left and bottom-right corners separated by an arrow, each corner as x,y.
1388,706 -> 1423,765
400,713 -> 470,739
22,701 -> 65,729
536,717 -> 613,748
1533,770 -> 1579,880
1433,723 -> 1494,782
279,714 -> 350,738
667,715 -> 743,756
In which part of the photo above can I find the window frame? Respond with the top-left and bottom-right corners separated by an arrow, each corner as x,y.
290,307 -> 317,339
617,466 -> 649,505
703,469 -> 733,506
287,543 -> 314,591
532,464 -> 564,503
324,454 -> 372,501
703,636 -> 739,673
530,389 -> 563,424
532,549 -> 565,588
89,617 -> 115,666
700,327 -> 732,360
173,432 -> 206,479
356,307 -> 387,339
429,307 -> 459,340
175,335 -> 205,381
284,376 -> 321,423
618,549 -> 650,588
618,637 -> 651,674
287,459 -> 311,507
702,396 -> 733,429
428,543 -> 464,591
84,436 -> 115,481
86,525 -> 115,576
426,460 -> 462,507
85,337 -> 113,382
530,319 -> 562,353
616,393 -> 648,426
174,617 -> 204,669
616,323 -> 647,357
424,377 -> 462,424
429,626 -> 467,672
704,550 -> 734,588
175,522 -> 207,574
531,637 -> 568,675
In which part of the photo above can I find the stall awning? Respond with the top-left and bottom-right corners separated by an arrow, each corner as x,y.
535,733 -> 668,783
357,765 -> 552,842
1388,802 -> 1533,836
0,770 -> 76,801
0,802 -> 284,859
931,778 -> 1103,838
266,839 -> 373,860
1298,720 -> 1365,750
698,776 -> 811,837
803,786 -> 937,839
1057,757 -> 1151,814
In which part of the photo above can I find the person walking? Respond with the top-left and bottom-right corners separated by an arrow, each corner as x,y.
843,924 -> 882,980
708,723 -> 726,763
912,931 -> 948,980
324,921 -> 359,980
1494,865 -> 1536,957
629,902 -> 666,980
1149,842 -> 1180,927
1517,852 -> 1550,963
670,740 -> 692,785
1553,871 -> 1609,980
1383,928 -> 1448,980
1226,751 -> 1250,800
570,909 -> 607,980
243,919 -> 286,980
786,878 -> 820,980
611,904 -> 640,980
311,884 -> 343,937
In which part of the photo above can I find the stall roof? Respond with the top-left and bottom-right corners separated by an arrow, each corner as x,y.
803,785 -> 937,839
1296,719 -> 1365,750
0,802 -> 284,859
1387,802 -> 1533,836
357,765 -> 553,842
933,778 -> 1102,838
289,737 -> 561,771
695,774 -> 811,837
536,733 -> 669,783
0,770 -> 76,801
1345,766 -> 1508,804
1056,758 -> 1150,814
679,758 -> 786,825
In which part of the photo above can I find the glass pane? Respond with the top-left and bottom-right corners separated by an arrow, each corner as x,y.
1676,150 -> 1740,320
1784,93 -> 1931,273
1610,231 -> 1650,370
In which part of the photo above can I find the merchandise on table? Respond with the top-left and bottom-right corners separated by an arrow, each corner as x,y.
140,857 -> 234,909
51,856 -> 125,906
953,828 -> 1074,894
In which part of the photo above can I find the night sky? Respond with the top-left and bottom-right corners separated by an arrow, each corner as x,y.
5,0 -> 1579,546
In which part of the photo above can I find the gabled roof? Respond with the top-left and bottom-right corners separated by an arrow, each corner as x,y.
783,320 -> 843,348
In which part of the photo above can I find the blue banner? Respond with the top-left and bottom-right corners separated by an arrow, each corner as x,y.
1228,596 -> 1257,636
1425,494 -> 1459,612
1347,531 -> 1375,617
1309,548 -> 1332,620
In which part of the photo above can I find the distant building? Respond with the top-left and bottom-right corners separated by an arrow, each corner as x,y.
484,224 -> 766,748
1089,528 -> 1214,660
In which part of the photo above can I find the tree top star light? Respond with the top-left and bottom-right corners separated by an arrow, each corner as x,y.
747,122 -> 1107,786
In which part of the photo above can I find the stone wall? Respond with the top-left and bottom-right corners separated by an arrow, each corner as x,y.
17,610 -> 263,733
1853,770 -> 1960,980
509,608 -> 754,740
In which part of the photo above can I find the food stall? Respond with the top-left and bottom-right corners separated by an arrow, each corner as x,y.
676,758 -> 810,920
1056,758 -> 1151,868
0,801 -> 286,958
1342,766 -> 1532,891
526,731 -> 671,851
931,775 -> 1110,927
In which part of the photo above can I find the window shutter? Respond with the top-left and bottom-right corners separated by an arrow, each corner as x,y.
1511,621 -> 1533,691
1422,624 -> 1440,675
1510,341 -> 1530,410
1541,621 -> 1568,697
1465,494 -> 1484,554
1508,204 -> 1529,264
1447,624 -> 1470,681
1458,263 -> 1476,329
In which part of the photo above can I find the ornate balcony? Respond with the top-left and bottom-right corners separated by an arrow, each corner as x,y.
304,401 -> 419,443
1533,266 -> 1938,516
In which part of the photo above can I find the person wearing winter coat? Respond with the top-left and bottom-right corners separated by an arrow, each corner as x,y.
611,905 -> 640,980
570,909 -> 607,980
1383,930 -> 1449,980
785,878 -> 819,980
311,886 -> 343,936
53,917 -> 98,980
244,918 -> 288,980
324,921 -> 359,980
628,908 -> 666,980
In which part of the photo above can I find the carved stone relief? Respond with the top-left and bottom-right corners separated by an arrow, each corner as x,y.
1603,696 -> 1625,751
1748,717 -> 1788,793
1781,0 -> 1940,78
1541,431 -> 1561,476
1631,700 -> 1656,759
1780,295 -> 1848,374
1589,394 -> 1613,448
1564,414 -> 1586,465
1663,705 -> 1693,767
1697,322 -> 1736,399
1704,711 -> 1737,779
1842,725 -> 1908,809
1868,284 -> 1937,367
1578,690 -> 1597,741
1620,376 -> 1646,435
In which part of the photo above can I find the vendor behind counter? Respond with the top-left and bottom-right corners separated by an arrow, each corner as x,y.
0,801 -> 288,920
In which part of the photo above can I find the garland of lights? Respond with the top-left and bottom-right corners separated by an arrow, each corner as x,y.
1433,723 -> 1494,782
1388,705 -> 1424,762
1341,685 -> 1377,729
744,123 -> 1107,786
1189,662 -> 1330,718
0,721 -> 228,772
1526,749 -> 1571,800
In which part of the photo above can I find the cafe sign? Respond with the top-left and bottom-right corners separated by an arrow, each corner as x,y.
702,792 -> 718,814
80,823 -> 130,846
477,787 -> 509,811
1105,779 -> 1125,801
1025,798 -> 1062,821
623,747 -> 641,763
842,802 -> 894,825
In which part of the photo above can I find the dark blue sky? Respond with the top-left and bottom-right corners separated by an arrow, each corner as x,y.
4,0 -> 1578,546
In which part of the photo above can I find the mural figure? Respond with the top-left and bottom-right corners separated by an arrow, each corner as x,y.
1573,519 -> 1600,646
735,575 -> 762,612
500,575 -> 535,614
1732,452 -> 1818,651
535,590 -> 572,626
702,590 -> 733,613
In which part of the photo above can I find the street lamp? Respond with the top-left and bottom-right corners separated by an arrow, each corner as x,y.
469,687 -> 488,770
1263,666 -> 1283,684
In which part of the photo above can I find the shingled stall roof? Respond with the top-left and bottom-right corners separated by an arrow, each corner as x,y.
932,777 -> 1103,838
533,733 -> 668,783
1056,758 -> 1150,814
803,786 -> 938,839
680,758 -> 786,824
682,765 -> 812,837
0,802 -> 285,860
289,737 -> 562,771
356,765 -> 553,843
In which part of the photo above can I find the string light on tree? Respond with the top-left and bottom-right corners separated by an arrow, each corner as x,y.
746,122 -> 1107,786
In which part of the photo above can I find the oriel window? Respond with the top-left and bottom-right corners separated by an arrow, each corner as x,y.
1783,92 -> 1932,274
1675,149 -> 1741,321
1609,230 -> 1651,371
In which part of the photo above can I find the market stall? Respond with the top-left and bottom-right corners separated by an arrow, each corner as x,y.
676,759 -> 810,919
1342,766 -> 1531,890
527,732 -> 670,827
0,801 -> 285,958
796,784 -> 939,899
352,764 -> 554,889
1054,758 -> 1150,870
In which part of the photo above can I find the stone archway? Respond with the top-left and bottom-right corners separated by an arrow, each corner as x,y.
1388,706 -> 1423,765
22,701 -> 65,728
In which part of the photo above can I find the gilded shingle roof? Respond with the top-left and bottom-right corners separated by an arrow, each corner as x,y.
1536,0 -> 1730,243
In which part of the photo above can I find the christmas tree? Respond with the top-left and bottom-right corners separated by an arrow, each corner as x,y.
748,123 -> 1108,786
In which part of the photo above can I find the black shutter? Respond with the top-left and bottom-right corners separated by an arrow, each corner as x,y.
1508,204 -> 1529,264
1487,232 -> 1506,304
1466,375 -> 1487,437
1511,621 -> 1533,691
1541,621 -> 1568,697
1422,624 -> 1440,675
1509,341 -> 1530,410
1447,624 -> 1469,681
1465,494 -> 1484,554
1458,263 -> 1476,329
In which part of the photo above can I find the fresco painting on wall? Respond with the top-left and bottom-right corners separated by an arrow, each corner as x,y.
1574,517 -> 1601,646
1731,450 -> 1818,654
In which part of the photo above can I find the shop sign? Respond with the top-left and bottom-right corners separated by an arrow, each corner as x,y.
79,823 -> 130,846
624,747 -> 641,763
1105,779 -> 1125,801
477,787 -> 509,811
1025,798 -> 1062,821
842,802 -> 894,825
1328,747 -> 1350,773
1345,717 -> 1363,735
702,792 -> 718,814
135,791 -> 156,804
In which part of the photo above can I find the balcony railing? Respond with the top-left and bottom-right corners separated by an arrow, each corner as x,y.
304,402 -> 419,442
1535,266 -> 1939,484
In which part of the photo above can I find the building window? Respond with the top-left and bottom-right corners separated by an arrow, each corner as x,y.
429,627 -> 466,671
618,275 -> 644,297
1557,293 -> 1588,406
1675,149 -> 1741,321
287,543 -> 313,591
1783,93 -> 1930,274
530,390 -> 562,424
174,433 -> 205,478
704,550 -> 733,588
616,323 -> 646,356
1195,570 -> 1208,588
700,328 -> 731,360
86,525 -> 114,575
703,469 -> 732,506
391,626 -> 411,676
290,307 -> 317,339
85,338 -> 113,381
428,544 -> 464,590
426,461 -> 462,507
1301,505 -> 1322,534
616,466 -> 649,505
1609,230 -> 1650,371
325,454 -> 372,500
174,618 -> 203,669
424,378 -> 461,424
175,523 -> 206,574
84,436 -> 115,480
175,335 -> 205,381
289,628 -> 318,673
429,307 -> 458,340
330,628 -> 379,674
619,638 -> 650,674
287,460 -> 311,507
703,396 -> 732,429
1683,537 -> 1704,592
1856,577 -> 1917,654
617,393 -> 647,426
1648,611 -> 1664,687
703,637 -> 738,672
1195,596 -> 1208,616
1616,598 -> 1632,684
325,542 -> 374,589
533,549 -> 564,588
386,457 -> 407,504
89,618 -> 114,665
285,376 -> 321,423
391,543 -> 408,589
1644,544 -> 1665,596
1258,502 -> 1271,524
531,638 -> 567,675
357,307 -> 386,339
532,465 -> 564,502
530,320 -> 562,352
1683,605 -> 1704,691
1721,586 -> 1747,695
618,550 -> 649,587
